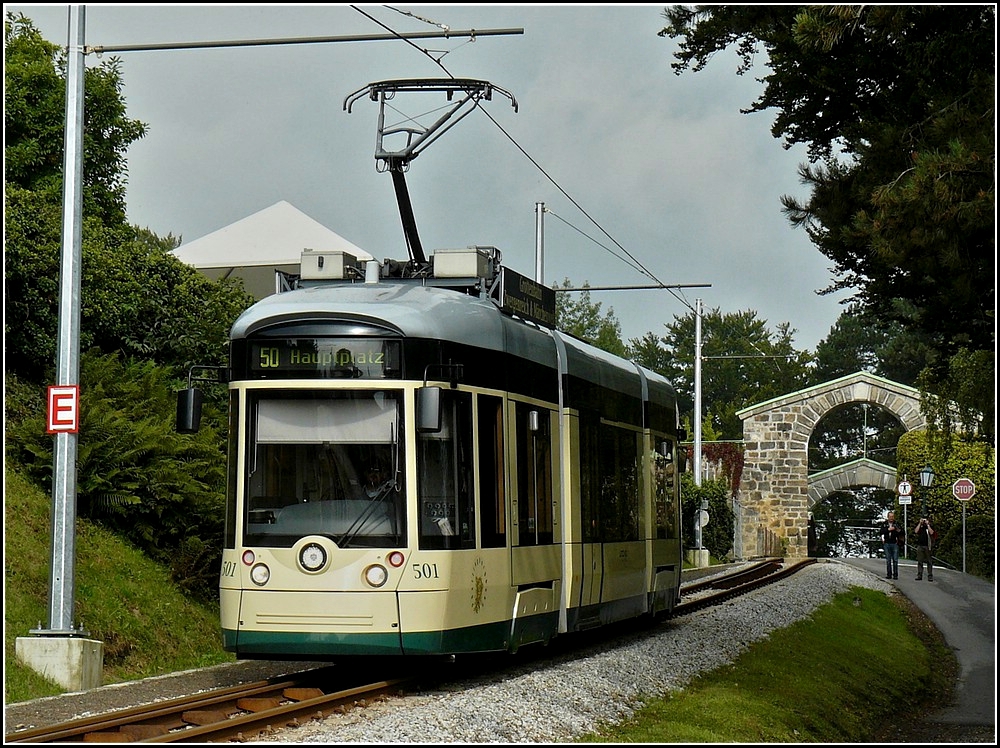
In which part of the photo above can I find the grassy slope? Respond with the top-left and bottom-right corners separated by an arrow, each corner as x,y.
4,466 -> 234,703
581,588 -> 954,742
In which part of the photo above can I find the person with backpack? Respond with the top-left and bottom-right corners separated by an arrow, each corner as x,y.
879,511 -> 905,579
913,516 -> 936,581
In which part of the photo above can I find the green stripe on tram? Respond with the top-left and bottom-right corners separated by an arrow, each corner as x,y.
223,615 -> 550,657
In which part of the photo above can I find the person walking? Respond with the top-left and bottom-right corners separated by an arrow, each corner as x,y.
879,511 -> 905,579
913,516 -> 936,581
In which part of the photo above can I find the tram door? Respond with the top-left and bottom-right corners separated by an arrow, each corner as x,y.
579,414 -> 603,607
476,395 -> 507,549
510,402 -> 558,582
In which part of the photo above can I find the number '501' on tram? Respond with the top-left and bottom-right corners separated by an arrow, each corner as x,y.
177,245 -> 685,659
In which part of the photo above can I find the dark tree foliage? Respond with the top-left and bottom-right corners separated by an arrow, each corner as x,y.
808,402 -> 905,473
4,14 -> 253,593
4,11 -> 147,228
661,5 -> 995,444
937,515 -> 994,579
810,487 -> 893,559
4,14 -> 254,384
554,279 -> 627,357
808,304 -> 927,474
628,306 -> 812,440
810,304 -> 933,388
9,352 -> 227,602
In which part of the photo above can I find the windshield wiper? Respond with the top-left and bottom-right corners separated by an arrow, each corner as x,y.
334,480 -> 398,547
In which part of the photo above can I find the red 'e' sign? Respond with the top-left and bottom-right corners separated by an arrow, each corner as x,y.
46,385 -> 79,434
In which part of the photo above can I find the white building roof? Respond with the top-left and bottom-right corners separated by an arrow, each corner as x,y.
171,200 -> 372,299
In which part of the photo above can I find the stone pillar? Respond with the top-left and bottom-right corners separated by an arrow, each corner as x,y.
739,409 -> 810,558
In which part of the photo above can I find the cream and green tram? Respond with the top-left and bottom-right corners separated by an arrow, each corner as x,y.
184,248 -> 683,659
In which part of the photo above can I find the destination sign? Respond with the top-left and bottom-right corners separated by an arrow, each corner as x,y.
249,339 -> 401,379
498,267 -> 557,329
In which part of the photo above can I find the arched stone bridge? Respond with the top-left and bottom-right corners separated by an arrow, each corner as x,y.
807,458 -> 897,507
736,371 -> 926,559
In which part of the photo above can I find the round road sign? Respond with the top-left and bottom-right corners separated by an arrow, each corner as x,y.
897,480 -> 912,496
952,478 -> 976,502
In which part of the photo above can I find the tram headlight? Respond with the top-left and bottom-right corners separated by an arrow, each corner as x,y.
249,563 -> 270,586
299,542 -> 327,572
363,564 -> 389,588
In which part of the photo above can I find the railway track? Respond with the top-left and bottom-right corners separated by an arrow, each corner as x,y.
6,558 -> 814,743
4,671 -> 410,743
675,557 -> 817,615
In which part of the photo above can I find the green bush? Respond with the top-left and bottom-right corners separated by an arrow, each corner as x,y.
7,351 -> 227,603
937,514 -> 995,580
681,474 -> 735,559
4,371 -> 44,440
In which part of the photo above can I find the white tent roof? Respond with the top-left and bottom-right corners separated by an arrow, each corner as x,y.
171,201 -> 372,299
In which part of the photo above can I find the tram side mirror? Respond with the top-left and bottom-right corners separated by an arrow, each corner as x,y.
416,386 -> 442,433
176,388 -> 203,434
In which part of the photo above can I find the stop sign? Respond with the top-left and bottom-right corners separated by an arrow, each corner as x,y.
952,478 -> 976,502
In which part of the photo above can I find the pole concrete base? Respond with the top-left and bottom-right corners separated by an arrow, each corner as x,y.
15,636 -> 103,692
685,548 -> 711,569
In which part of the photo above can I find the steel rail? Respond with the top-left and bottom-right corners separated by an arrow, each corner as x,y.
4,672 -> 409,744
674,558 -> 817,616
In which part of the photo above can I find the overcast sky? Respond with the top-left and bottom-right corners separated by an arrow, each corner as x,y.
9,4 -> 850,351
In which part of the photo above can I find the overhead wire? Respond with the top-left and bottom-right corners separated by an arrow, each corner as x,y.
353,5 -> 672,292
353,6 -> 802,365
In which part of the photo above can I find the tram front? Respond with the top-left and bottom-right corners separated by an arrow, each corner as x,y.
220,326 -> 412,658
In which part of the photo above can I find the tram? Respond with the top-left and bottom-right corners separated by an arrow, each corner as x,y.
178,245 -> 684,659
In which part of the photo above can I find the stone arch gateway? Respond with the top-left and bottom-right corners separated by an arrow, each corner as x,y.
735,371 -> 926,559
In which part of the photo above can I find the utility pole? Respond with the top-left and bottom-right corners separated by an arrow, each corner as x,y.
535,202 -> 545,283
694,298 -> 703,487
16,5 -> 101,694
40,3 -> 86,639
693,298 -> 709,556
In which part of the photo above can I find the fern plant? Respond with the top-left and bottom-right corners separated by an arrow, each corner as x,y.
9,351 -> 226,599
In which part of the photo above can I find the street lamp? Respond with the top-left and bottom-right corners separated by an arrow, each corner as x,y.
919,464 -> 935,516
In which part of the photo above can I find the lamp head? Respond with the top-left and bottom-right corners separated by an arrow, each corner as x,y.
919,464 -> 935,488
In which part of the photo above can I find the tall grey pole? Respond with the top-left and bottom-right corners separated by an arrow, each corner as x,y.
693,299 -> 704,549
903,503 -> 908,559
534,202 -> 544,284
962,504 -> 966,573
44,4 -> 86,636
694,298 -> 702,487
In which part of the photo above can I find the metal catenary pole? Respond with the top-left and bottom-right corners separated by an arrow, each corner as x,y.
40,3 -> 86,637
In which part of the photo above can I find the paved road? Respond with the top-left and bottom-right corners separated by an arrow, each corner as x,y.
844,557 -> 995,734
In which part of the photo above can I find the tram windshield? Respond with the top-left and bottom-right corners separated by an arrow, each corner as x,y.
243,390 -> 405,548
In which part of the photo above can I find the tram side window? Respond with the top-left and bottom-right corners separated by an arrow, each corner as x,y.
516,402 -> 554,546
477,395 -> 506,548
599,424 -> 640,542
418,390 -> 475,550
654,439 -> 679,540
579,413 -> 600,543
